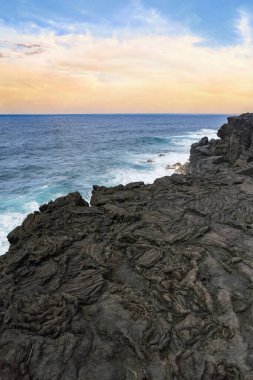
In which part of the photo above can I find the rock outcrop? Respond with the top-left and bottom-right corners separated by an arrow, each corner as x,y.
189,113 -> 253,175
1,115 -> 253,379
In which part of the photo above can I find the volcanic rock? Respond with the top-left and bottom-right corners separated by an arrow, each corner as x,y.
1,114 -> 253,379
189,113 -> 253,174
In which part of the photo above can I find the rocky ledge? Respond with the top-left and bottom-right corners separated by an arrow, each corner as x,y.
189,113 -> 253,175
1,115 -> 253,380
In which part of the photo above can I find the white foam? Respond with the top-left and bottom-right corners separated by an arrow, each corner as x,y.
106,129 -> 217,187
108,151 -> 189,186
26,201 -> 40,213
0,212 -> 25,255
186,128 -> 218,140
169,129 -> 217,149
0,201 -> 40,256
0,128 -> 218,255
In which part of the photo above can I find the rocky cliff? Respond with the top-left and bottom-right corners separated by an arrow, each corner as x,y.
1,115 -> 253,380
189,113 -> 253,175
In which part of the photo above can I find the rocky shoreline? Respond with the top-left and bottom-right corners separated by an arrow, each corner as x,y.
1,114 -> 253,379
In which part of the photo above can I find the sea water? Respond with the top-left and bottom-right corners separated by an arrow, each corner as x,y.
0,114 -> 227,255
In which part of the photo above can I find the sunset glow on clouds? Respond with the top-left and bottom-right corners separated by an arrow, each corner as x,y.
1,1 -> 253,114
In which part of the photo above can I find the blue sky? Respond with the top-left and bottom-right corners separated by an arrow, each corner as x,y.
1,0 -> 253,45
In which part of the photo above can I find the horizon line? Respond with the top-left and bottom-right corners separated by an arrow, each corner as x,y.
0,112 -> 231,116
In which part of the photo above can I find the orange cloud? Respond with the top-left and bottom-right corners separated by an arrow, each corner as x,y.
0,14 -> 253,114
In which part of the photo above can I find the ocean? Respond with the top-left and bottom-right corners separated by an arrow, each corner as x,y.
0,114 -> 227,255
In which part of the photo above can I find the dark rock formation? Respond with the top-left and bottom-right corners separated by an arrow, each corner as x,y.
1,115 -> 253,379
189,113 -> 253,175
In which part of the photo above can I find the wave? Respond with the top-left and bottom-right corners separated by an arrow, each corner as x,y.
186,128 -> 218,140
0,212 -> 25,255
137,136 -> 171,144
0,127 -> 218,255
104,128 -> 217,187
106,151 -> 189,187
0,201 -> 38,256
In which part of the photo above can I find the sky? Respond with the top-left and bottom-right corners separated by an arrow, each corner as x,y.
0,0 -> 253,114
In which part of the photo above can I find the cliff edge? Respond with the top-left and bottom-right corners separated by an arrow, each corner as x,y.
1,115 -> 253,380
189,113 -> 253,175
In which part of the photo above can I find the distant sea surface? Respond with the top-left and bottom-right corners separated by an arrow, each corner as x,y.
0,114 -> 227,255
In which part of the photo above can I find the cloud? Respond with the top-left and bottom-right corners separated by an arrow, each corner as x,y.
113,0 -> 190,37
4,0 -> 187,38
16,43 -> 42,48
0,52 -> 4,58
0,3 -> 253,114
128,0 -> 177,33
15,42 -> 45,56
24,49 -> 44,55
236,10 -> 252,46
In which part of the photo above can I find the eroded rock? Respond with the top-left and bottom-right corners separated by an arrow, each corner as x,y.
1,115 -> 253,379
